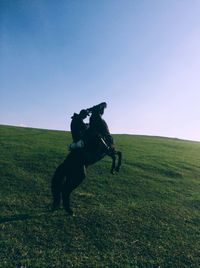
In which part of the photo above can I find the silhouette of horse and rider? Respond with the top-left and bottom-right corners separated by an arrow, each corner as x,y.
51,102 -> 122,215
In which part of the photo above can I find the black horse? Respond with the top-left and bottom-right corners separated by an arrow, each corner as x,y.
51,130 -> 122,215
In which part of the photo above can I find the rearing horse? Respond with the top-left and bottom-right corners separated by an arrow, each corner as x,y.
51,106 -> 122,215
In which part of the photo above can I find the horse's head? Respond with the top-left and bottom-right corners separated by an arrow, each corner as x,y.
88,102 -> 107,116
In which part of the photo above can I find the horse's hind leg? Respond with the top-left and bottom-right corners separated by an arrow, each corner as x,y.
62,165 -> 86,215
51,162 -> 66,210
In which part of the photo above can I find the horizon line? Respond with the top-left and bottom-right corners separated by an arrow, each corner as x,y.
1,123 -> 199,143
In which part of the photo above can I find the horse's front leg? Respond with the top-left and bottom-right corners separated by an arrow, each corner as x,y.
110,154 -> 116,174
115,151 -> 122,172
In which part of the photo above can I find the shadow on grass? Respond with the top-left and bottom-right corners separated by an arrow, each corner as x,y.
0,207 -> 65,224
0,213 -> 33,223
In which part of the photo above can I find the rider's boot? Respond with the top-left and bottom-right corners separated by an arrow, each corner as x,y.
68,140 -> 84,151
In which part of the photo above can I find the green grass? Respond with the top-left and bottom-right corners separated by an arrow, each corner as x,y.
0,124 -> 200,267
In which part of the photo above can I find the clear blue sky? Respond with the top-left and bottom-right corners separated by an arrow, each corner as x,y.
0,0 -> 200,141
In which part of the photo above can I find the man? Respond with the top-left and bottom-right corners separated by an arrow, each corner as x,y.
69,109 -> 89,150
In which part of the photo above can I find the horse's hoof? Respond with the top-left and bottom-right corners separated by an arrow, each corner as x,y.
51,203 -> 60,212
66,208 -> 74,216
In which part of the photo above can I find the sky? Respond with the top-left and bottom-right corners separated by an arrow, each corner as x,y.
0,0 -> 200,141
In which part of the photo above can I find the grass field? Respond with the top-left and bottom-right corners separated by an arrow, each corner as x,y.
0,124 -> 200,267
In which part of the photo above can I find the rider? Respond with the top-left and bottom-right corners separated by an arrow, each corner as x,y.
69,109 -> 89,149
69,103 -> 114,151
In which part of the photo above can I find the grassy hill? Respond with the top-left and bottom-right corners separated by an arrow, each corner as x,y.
0,125 -> 200,268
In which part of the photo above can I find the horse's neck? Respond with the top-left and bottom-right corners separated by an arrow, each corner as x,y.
89,114 -> 102,129
82,114 -> 108,165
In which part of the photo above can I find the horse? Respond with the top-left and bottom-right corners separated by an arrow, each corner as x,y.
51,134 -> 122,215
